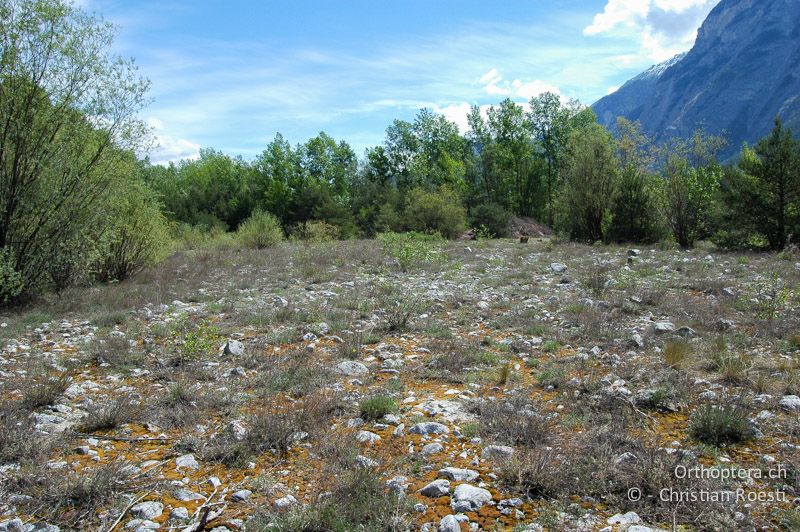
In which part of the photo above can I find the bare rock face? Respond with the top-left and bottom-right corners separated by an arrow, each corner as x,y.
593,0 -> 800,160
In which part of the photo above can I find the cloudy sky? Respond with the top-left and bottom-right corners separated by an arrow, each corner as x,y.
78,0 -> 721,163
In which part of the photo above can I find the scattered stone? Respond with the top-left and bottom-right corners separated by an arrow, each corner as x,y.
631,333 -> 644,348
438,467 -> 479,482
482,444 -> 514,461
171,507 -> 190,521
130,501 -> 163,520
653,322 -> 675,334
334,360 -> 369,377
125,519 -> 160,531
386,476 -> 410,495
439,515 -> 461,532
223,340 -> 244,357
173,488 -> 204,501
780,395 -> 800,411
231,489 -> 252,502
451,484 -> 492,512
550,263 -> 567,273
421,442 -> 444,457
273,495 -> 297,510
608,512 -> 641,526
419,479 -> 451,497
0,519 -> 24,532
356,430 -> 381,444
175,454 -> 200,470
409,422 -> 450,435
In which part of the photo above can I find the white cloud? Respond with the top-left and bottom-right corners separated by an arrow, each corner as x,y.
432,102 -> 492,134
478,68 -> 502,86
584,0 -> 650,35
146,117 -> 200,165
479,69 -> 561,100
606,85 -> 620,95
653,0 -> 710,13
584,0 -> 720,61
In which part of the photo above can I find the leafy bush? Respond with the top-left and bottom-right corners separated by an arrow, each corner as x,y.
21,372 -> 69,410
296,221 -> 341,242
359,396 -> 398,421
469,202 -> 512,237
0,400 -> 52,464
173,224 -> 237,252
403,185 -> 467,239
236,210 -> 284,249
498,449 -> 563,499
377,231 -> 445,271
688,403 -> 754,446
0,248 -> 24,304
92,182 -> 172,282
0,1 -> 149,302
78,397 -> 139,433
180,320 -> 222,364
661,157 -> 721,249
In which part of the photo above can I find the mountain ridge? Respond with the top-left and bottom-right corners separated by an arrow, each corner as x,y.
592,0 -> 800,158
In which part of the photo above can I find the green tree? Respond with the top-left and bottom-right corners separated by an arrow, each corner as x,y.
384,110 -> 467,191
467,99 -> 541,216
659,131 -> 725,248
253,133 -> 299,225
161,149 -> 253,230
557,122 -> 618,242
0,0 -> 149,300
403,185 -> 466,239
608,118 -> 663,243
528,93 -> 587,226
351,146 -> 401,235
732,118 -> 800,250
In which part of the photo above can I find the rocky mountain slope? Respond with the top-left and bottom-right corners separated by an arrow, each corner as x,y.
593,0 -> 800,158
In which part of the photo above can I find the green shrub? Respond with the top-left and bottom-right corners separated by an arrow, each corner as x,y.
180,320 -> 222,364
469,202 -> 512,238
0,248 -> 24,305
295,221 -> 341,242
173,224 -> 237,252
236,210 -> 284,249
377,231 -> 445,271
359,396 -> 398,421
0,0 -> 149,302
688,403 -> 754,446
92,182 -> 172,282
403,185 -> 467,239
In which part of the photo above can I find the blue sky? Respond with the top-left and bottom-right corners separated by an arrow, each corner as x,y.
76,0 -> 720,163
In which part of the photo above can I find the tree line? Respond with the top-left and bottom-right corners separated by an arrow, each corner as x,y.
2,0 -> 799,305
141,103 -> 800,251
